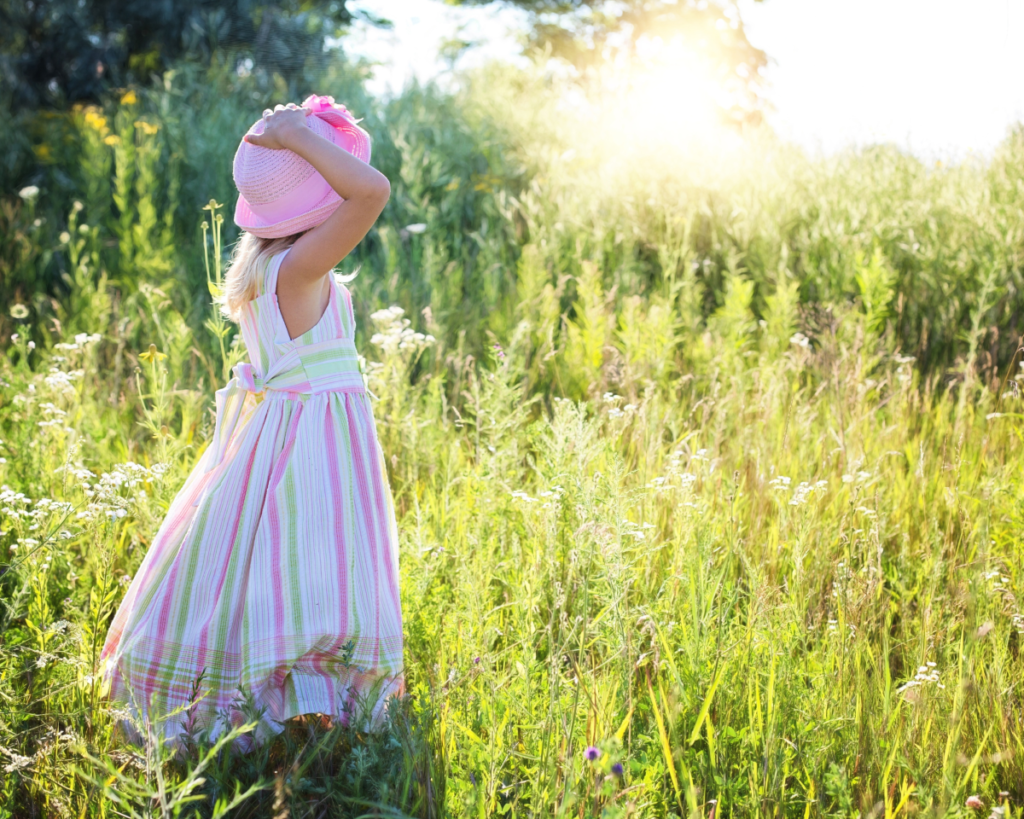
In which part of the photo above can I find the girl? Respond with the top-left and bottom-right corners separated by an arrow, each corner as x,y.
100,96 -> 404,748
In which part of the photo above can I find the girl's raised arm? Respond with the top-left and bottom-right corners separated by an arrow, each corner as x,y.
244,103 -> 391,290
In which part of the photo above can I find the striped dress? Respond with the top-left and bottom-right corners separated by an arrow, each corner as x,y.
101,249 -> 404,746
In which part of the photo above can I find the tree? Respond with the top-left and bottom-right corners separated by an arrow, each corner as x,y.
455,0 -> 769,124
0,0 -> 362,109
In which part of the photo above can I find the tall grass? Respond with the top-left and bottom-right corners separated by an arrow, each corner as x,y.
1,58 -> 1023,817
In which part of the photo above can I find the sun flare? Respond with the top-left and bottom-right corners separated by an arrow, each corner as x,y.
556,35 -> 747,173
619,49 -> 724,141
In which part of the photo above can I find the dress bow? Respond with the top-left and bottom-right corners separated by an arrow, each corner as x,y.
205,362 -> 266,473
233,362 -> 265,393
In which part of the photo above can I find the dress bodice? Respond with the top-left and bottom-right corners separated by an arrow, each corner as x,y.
237,248 -> 358,374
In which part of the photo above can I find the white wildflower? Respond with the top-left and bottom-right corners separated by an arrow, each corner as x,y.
369,306 -> 436,357
44,367 -> 84,396
897,662 -> 944,693
790,482 -> 812,506
2,751 -> 34,773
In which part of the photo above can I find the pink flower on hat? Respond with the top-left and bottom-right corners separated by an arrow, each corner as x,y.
302,94 -> 349,117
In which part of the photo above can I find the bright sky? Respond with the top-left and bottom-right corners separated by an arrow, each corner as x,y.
345,0 -> 1024,160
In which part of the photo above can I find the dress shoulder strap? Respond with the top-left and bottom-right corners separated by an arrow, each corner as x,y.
261,248 -> 291,299
333,276 -> 358,337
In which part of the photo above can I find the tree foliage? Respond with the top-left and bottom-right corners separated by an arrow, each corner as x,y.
2,0 -> 767,124
458,0 -> 768,123
0,0 -> 358,108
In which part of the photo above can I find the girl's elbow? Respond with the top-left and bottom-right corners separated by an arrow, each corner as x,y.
371,174 -> 391,205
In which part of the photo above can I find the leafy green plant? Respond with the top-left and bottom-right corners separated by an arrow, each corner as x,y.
3,54 -> 1024,819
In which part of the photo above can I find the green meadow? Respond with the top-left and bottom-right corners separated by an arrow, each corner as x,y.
1,58 -> 1024,818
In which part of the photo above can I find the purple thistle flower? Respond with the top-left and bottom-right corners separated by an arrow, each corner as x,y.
584,746 -> 600,761
612,762 -> 624,776
473,656 -> 481,664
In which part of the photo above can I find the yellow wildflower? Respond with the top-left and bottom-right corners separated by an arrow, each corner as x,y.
121,89 -> 137,105
138,344 -> 167,363
83,107 -> 108,133
134,120 -> 159,136
103,135 -> 121,146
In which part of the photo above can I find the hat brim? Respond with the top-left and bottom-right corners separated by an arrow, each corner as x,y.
234,109 -> 372,239
234,186 -> 343,240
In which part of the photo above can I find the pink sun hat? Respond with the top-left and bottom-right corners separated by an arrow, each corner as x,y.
232,94 -> 372,239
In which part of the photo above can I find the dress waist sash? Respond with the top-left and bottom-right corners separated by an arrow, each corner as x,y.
205,337 -> 364,472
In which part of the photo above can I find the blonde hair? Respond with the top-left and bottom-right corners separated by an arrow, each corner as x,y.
219,231 -> 303,321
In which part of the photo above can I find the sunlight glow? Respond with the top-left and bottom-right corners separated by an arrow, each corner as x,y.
558,36 -> 747,173
618,42 -> 725,140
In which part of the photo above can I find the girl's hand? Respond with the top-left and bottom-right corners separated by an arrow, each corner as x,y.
243,103 -> 312,150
